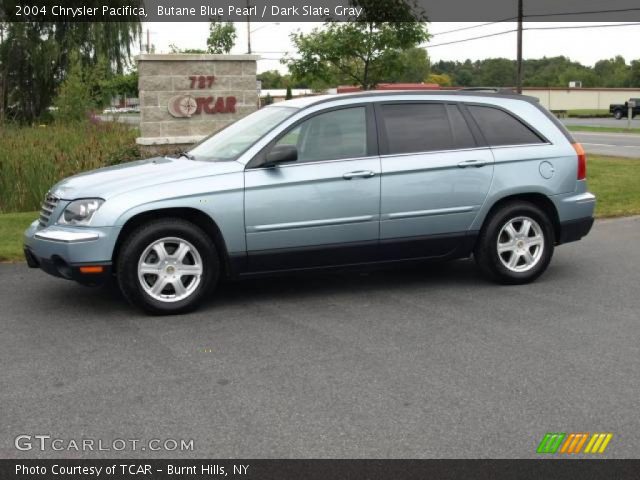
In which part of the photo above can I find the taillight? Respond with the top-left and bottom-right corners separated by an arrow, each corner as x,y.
573,143 -> 587,180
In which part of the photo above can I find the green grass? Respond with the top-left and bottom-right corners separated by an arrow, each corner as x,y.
0,211 -> 37,262
1,156 -> 639,262
567,125 -> 640,134
566,109 -> 610,117
0,121 -> 141,213
589,156 -> 640,217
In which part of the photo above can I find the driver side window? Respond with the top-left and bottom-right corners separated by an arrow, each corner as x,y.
273,107 -> 368,164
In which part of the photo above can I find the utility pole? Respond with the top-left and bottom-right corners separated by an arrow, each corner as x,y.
516,0 -> 523,93
246,0 -> 251,54
0,23 -> 5,123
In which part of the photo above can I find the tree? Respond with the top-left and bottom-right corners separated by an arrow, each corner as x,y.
381,47 -> 430,83
285,85 -> 293,99
257,70 -> 284,89
169,44 -> 206,54
53,56 -> 93,122
431,56 -> 637,88
477,58 -> 515,87
630,60 -> 640,88
286,0 -> 429,90
594,56 -> 630,87
427,73 -> 452,86
0,7 -> 141,123
206,18 -> 237,54
100,69 -> 139,107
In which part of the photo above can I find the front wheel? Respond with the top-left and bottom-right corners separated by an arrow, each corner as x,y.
116,219 -> 219,314
474,202 -> 555,284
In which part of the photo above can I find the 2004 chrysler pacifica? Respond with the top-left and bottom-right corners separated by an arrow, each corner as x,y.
24,91 -> 596,314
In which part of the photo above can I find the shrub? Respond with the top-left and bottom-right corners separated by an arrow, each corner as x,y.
0,122 -> 142,213
53,59 -> 94,123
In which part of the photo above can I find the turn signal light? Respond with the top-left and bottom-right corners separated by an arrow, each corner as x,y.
573,143 -> 587,180
79,266 -> 104,274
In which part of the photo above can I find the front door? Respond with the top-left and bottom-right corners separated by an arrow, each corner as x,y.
244,105 -> 381,272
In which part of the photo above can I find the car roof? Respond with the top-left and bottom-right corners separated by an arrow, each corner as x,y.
273,90 -> 540,110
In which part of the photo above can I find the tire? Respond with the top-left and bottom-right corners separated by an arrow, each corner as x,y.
474,201 -> 555,285
116,218 -> 219,315
614,110 -> 623,120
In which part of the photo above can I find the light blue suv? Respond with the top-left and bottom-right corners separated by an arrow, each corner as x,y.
24,91 -> 595,314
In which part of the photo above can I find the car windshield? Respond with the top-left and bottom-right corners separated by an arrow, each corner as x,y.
188,106 -> 298,161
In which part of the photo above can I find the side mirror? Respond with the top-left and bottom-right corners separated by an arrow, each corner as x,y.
263,144 -> 297,167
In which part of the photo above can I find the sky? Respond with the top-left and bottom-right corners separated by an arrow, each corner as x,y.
141,22 -> 640,74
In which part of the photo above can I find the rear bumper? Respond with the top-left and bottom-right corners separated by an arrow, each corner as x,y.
558,216 -> 594,245
553,186 -> 596,245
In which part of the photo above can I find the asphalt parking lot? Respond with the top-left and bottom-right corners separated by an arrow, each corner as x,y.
562,117 -> 640,129
573,131 -> 640,158
1,216 -> 639,459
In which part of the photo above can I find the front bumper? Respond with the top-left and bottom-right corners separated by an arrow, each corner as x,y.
23,220 -> 120,285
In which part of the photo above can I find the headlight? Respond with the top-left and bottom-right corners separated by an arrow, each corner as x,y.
57,199 -> 104,226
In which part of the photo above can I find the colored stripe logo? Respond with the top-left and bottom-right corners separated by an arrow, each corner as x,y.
537,433 -> 613,454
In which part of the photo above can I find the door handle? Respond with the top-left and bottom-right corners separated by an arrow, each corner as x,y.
457,159 -> 488,168
343,170 -> 376,180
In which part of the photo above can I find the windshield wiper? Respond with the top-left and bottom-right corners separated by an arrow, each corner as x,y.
168,151 -> 195,160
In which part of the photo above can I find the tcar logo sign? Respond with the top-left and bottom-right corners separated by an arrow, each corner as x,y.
168,95 -> 197,117
167,94 -> 237,118
167,75 -> 237,118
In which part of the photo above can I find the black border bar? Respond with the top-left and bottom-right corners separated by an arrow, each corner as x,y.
3,460 -> 640,480
3,0 -> 640,22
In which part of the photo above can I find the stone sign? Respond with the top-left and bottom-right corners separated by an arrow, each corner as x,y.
136,53 -> 259,151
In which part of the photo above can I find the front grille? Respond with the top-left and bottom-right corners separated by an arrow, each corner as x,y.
39,192 -> 59,227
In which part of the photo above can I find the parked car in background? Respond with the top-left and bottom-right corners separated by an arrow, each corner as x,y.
24,91 -> 596,314
610,99 -> 639,119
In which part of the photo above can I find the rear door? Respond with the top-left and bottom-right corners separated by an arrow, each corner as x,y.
375,101 -> 494,259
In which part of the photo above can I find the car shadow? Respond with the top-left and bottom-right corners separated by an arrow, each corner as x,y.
30,259 -> 487,316
207,259 -> 484,309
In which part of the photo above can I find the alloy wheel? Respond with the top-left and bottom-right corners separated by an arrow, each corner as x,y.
137,237 -> 203,302
496,216 -> 545,273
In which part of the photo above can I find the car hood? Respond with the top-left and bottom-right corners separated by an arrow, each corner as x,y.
50,157 -> 240,200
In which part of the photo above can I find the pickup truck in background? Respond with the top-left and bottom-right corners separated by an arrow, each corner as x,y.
610,99 -> 639,119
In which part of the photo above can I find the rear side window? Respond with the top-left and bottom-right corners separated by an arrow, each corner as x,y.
379,103 -> 476,155
447,104 -> 477,150
467,105 -> 544,146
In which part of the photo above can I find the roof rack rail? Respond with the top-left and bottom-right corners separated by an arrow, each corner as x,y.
458,87 -> 517,94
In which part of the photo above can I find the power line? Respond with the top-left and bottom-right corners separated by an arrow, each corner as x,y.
426,21 -> 640,48
431,19 -> 516,37
427,29 -> 517,48
525,7 -> 640,19
430,8 -> 640,38
526,22 -> 640,30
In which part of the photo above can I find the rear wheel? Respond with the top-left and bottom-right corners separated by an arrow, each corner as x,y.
474,201 -> 555,284
614,109 -> 623,120
116,219 -> 219,314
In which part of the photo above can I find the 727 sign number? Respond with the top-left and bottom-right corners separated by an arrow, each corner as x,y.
189,75 -> 215,89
